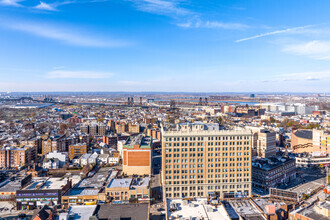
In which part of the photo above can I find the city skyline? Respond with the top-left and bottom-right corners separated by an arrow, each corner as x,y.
1,0 -> 330,92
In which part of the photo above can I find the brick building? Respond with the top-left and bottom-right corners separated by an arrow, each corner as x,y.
68,144 -> 87,160
122,135 -> 152,176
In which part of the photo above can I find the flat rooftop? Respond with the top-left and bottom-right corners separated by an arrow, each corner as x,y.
81,153 -> 91,160
289,178 -> 323,194
131,177 -> 150,188
75,167 -> 112,189
228,200 -> 265,220
64,188 -> 99,197
0,178 -> 22,193
252,156 -> 294,171
96,203 -> 149,220
167,198 -> 229,220
25,177 -> 68,190
68,205 -> 97,220
292,202 -> 330,220
108,178 -> 132,188
124,135 -> 151,148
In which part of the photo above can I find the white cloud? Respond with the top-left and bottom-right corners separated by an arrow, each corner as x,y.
1,19 -> 129,47
1,0 -> 108,10
178,19 -> 248,30
131,0 -> 190,17
34,1 -> 57,11
203,21 -> 248,30
46,70 -> 114,79
34,1 -> 76,11
273,71 -> 330,82
130,1 -> 248,30
235,25 -> 314,43
283,40 -> 330,60
0,0 -> 23,7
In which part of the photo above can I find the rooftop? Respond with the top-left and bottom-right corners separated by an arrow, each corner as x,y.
292,201 -> 330,220
96,203 -> 149,220
162,127 -> 252,136
252,156 -> 295,171
124,134 -> 151,148
167,198 -> 229,220
67,205 -> 97,220
64,188 -> 99,196
25,177 -> 68,190
107,178 -> 132,188
130,177 -> 150,188
0,178 -> 22,193
294,129 -> 313,140
228,200 -> 265,220
75,167 -> 112,189
81,153 -> 91,160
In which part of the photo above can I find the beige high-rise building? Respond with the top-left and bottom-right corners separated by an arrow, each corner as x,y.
162,123 -> 252,199
313,129 -> 330,154
256,130 -> 276,158
246,126 -> 276,158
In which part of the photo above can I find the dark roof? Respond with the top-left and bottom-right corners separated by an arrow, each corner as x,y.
294,130 -> 313,140
32,205 -> 51,220
96,203 -> 149,220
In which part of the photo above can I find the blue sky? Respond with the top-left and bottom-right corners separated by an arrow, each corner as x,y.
0,0 -> 329,92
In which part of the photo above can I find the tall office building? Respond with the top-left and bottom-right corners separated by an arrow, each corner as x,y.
162,123 -> 252,199
246,127 -> 276,158
257,130 -> 276,158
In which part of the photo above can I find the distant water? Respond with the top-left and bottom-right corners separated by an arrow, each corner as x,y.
155,99 -> 258,105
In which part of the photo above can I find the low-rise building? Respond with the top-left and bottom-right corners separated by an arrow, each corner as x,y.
295,154 -> 330,167
80,153 -> 91,166
62,188 -> 100,208
252,156 -> 296,192
97,154 -> 109,165
87,152 -> 98,165
105,177 -> 150,202
0,175 -> 32,201
45,151 -> 68,167
16,177 -> 72,210
167,198 -> 231,220
43,158 -> 60,169
108,152 -> 119,165
66,205 -> 97,220
290,201 -> 330,220
95,203 -> 150,220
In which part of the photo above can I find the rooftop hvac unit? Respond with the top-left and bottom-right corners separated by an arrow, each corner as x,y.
206,206 -> 213,212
